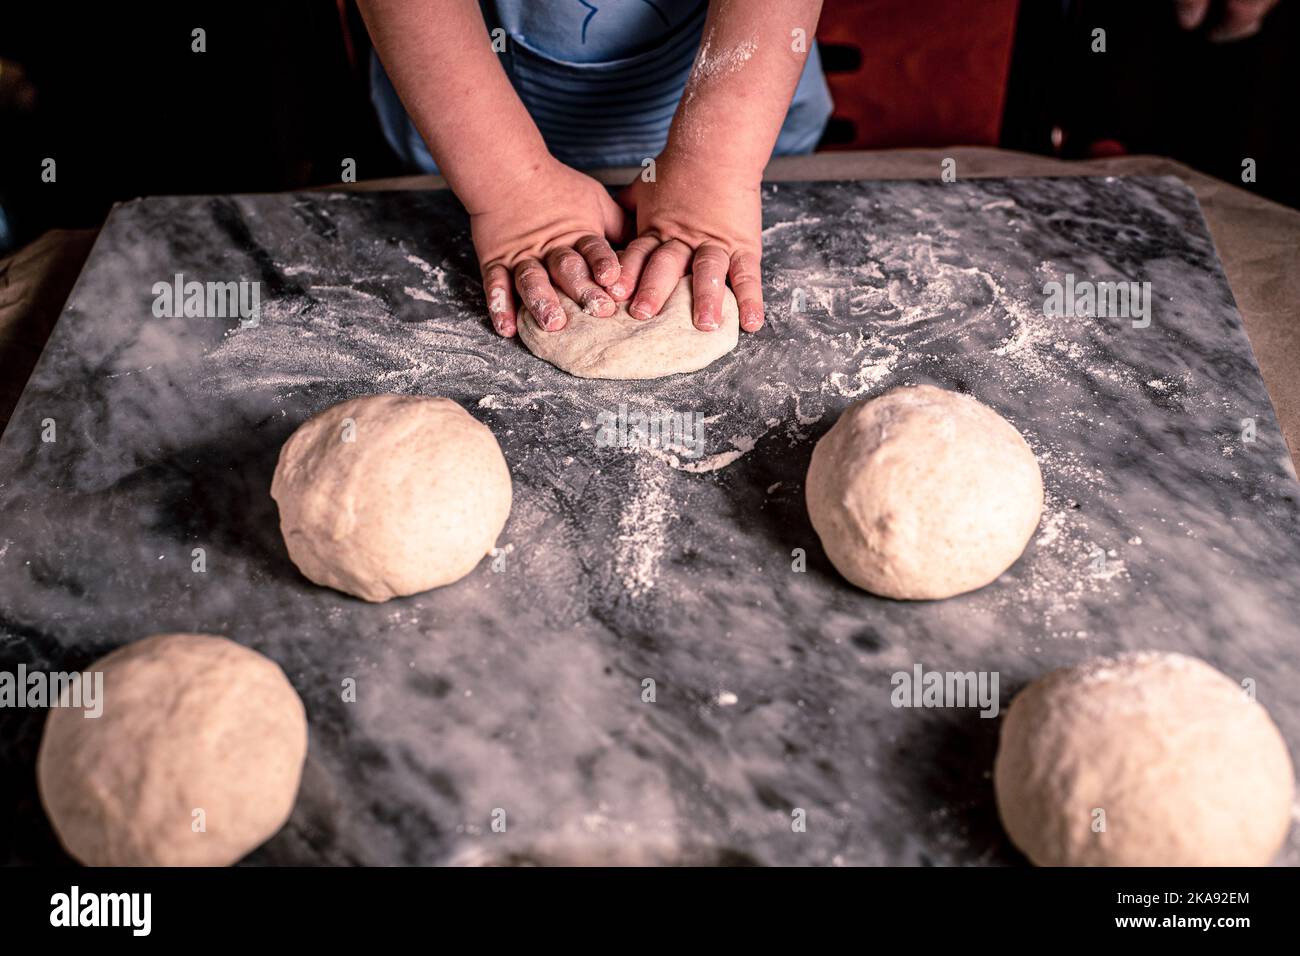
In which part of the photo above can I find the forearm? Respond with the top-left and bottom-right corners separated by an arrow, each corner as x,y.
665,0 -> 824,181
357,0 -> 548,212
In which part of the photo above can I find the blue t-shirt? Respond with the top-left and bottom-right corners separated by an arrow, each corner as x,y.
371,0 -> 832,172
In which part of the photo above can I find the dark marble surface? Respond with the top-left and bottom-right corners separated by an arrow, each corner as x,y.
1,176 -> 1297,866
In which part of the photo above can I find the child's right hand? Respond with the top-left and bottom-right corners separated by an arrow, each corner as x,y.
473,158 -> 630,337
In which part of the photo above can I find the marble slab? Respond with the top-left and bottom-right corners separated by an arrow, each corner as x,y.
1,176 -> 1297,865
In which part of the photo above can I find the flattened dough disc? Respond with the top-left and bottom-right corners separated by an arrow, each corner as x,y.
518,277 -> 739,380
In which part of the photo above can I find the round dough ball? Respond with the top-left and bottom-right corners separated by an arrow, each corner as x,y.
272,394 -> 512,602
805,384 -> 1042,599
518,277 -> 738,380
37,633 -> 307,867
994,652 -> 1295,866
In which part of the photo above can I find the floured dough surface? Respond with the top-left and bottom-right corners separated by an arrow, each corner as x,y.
994,651 -> 1295,866
271,394 -> 512,602
806,384 -> 1043,599
518,277 -> 739,380
37,633 -> 308,867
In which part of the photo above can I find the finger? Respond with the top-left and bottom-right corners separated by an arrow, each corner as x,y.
630,239 -> 692,320
690,243 -> 731,331
729,250 -> 765,333
514,258 -> 567,332
482,262 -> 517,337
614,181 -> 638,214
544,246 -> 615,317
1174,0 -> 1211,29
602,189 -> 635,247
574,234 -> 621,289
610,235 -> 659,301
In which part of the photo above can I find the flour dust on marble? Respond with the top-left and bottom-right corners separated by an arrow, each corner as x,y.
195,179 -> 1276,643
215,204 -> 1106,637
7,180 -> 1300,865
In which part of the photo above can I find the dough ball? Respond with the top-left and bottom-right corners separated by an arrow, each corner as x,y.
994,652 -> 1295,866
272,394 -> 512,602
805,384 -> 1042,599
518,277 -> 738,380
37,633 -> 307,867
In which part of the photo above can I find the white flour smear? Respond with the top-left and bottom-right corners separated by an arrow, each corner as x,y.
680,34 -> 758,142
762,216 -> 822,239
404,254 -> 452,295
615,454 -> 673,598
686,36 -> 758,100
643,433 -> 761,473
201,271 -> 489,396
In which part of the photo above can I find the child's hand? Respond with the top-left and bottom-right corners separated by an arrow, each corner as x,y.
616,157 -> 765,334
473,158 -> 629,337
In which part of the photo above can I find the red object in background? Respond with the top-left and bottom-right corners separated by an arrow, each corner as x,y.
1085,137 -> 1130,158
817,0 -> 1021,148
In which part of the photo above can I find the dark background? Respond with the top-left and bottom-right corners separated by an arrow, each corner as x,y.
0,1 -> 1295,253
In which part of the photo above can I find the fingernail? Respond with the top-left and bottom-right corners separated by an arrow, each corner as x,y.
629,301 -> 651,320
696,311 -> 719,331
610,283 -> 627,297
580,290 -> 611,316
538,307 -> 562,331
741,304 -> 763,330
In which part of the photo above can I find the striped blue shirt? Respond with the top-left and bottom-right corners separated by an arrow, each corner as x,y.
371,0 -> 833,172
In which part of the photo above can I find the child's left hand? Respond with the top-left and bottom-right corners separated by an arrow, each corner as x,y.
615,155 -> 765,334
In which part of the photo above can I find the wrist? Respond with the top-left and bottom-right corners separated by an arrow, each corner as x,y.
448,137 -> 555,217
655,142 -> 763,192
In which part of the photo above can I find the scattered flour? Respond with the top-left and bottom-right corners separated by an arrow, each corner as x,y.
615,455 -> 673,598
756,225 -> 1160,631
763,216 -> 823,239
644,433 -> 761,473
206,198 -> 1183,632
405,253 -> 451,295
828,340 -> 900,397
404,286 -> 438,303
